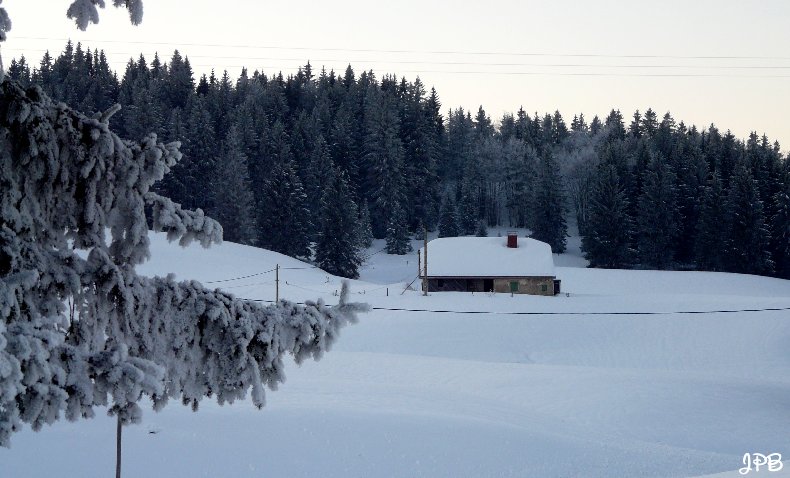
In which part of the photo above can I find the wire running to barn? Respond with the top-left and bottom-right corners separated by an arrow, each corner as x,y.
238,298 -> 790,316
203,268 -> 276,284
219,280 -> 276,290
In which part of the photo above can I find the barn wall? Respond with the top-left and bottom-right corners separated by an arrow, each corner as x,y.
426,278 -> 467,292
493,277 -> 555,296
425,277 -> 556,295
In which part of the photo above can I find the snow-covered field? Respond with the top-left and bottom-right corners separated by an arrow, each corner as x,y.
3,232 -> 790,477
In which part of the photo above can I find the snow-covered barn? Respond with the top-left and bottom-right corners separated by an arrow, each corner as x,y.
419,232 -> 560,296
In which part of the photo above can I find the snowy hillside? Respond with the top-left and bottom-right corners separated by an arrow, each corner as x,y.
3,232 -> 790,477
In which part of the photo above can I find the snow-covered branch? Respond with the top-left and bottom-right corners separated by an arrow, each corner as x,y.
0,78 -> 365,447
0,0 -> 143,43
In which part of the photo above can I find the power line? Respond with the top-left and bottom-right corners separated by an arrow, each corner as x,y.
240,299 -> 790,316
380,71 -> 790,79
364,305 -> 790,315
219,280 -> 275,290
283,281 -> 330,295
7,46 -> 790,70
11,36 -> 790,61
7,44 -> 790,78
204,268 -> 276,284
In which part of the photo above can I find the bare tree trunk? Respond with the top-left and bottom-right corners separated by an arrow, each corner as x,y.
116,416 -> 122,478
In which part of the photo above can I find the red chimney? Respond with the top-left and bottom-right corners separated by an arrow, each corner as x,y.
507,231 -> 518,248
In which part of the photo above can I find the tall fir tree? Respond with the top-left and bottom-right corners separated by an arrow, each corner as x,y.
770,180 -> 790,279
531,151 -> 568,252
581,164 -> 634,268
457,180 -> 478,235
163,50 -> 195,110
724,163 -> 772,275
315,170 -> 363,278
636,153 -> 678,269
437,193 -> 460,238
364,88 -> 406,238
257,161 -> 312,259
694,173 -> 728,271
159,95 -> 217,212
356,200 -> 375,249
385,202 -> 412,254
475,220 -> 488,237
211,125 -> 258,245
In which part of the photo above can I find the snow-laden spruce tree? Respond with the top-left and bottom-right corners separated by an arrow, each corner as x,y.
0,76 -> 366,447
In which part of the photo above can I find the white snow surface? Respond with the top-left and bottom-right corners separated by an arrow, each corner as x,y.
420,236 -> 556,277
3,231 -> 790,477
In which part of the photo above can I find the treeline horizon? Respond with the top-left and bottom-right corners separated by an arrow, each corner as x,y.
6,42 -> 789,279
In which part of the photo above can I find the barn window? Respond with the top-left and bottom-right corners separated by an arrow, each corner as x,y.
541,284 -> 548,292
510,281 -> 519,293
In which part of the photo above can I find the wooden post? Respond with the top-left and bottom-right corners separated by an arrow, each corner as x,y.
423,228 -> 428,296
417,250 -> 421,292
275,264 -> 279,303
116,415 -> 122,478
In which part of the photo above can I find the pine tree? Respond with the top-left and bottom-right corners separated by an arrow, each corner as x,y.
444,108 -> 474,180
174,96 -> 217,212
364,88 -> 406,238
641,108 -> 658,138
475,220 -> 488,237
457,180 -> 478,235
552,110 -> 569,144
590,115 -> 603,136
531,151 -> 568,252
315,170 -> 362,278
505,147 -> 537,228
540,113 -> 554,148
329,103 -> 360,187
7,56 -> 31,86
581,164 -> 634,268
629,110 -> 643,138
654,112 -> 677,157
724,163 -> 772,275
400,78 -> 440,231
303,135 -> 335,212
125,74 -> 163,140
473,105 -> 495,139
356,200 -> 374,249
437,194 -> 459,237
385,202 -> 412,254
211,125 -> 257,245
770,181 -> 790,279
257,161 -> 312,259
694,173 -> 728,271
670,137 -> 707,264
604,109 -> 626,140
163,50 -> 195,110
636,153 -> 678,269
32,51 -> 55,95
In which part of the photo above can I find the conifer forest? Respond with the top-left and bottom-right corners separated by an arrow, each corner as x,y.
8,43 -> 789,280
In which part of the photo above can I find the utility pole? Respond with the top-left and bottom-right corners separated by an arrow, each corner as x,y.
423,227 -> 428,296
275,264 -> 279,303
417,249 -> 421,293
116,416 -> 122,478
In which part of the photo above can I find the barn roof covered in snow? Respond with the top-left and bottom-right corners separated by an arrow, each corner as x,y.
420,236 -> 556,278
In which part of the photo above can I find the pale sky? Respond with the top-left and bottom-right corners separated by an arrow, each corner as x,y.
2,0 -> 789,150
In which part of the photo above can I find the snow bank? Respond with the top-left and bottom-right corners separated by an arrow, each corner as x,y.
3,233 -> 790,477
